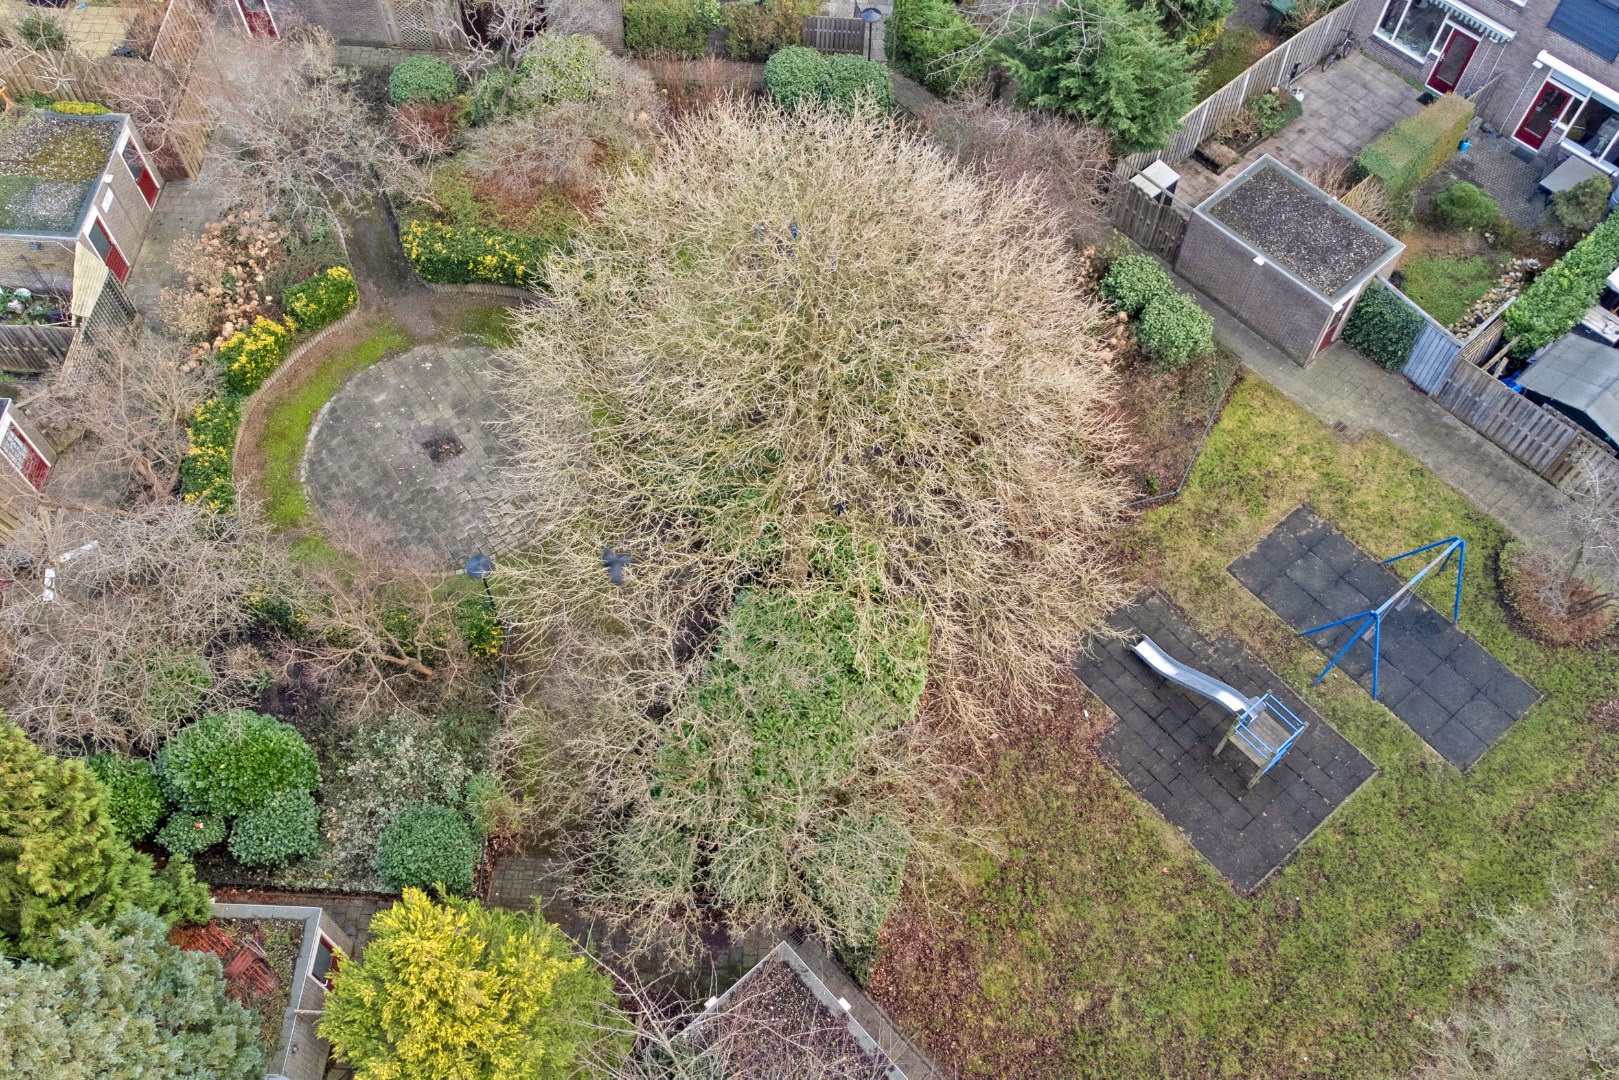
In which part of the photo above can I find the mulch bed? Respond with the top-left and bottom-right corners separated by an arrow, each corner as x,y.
1109,345 -> 1242,500
1210,166 -> 1392,295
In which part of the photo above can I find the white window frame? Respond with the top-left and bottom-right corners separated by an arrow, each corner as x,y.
1522,51 -> 1619,169
1376,0 -> 1454,61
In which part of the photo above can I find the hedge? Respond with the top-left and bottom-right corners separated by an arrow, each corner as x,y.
623,0 -> 719,56
400,219 -> 547,286
1100,254 -> 1175,315
1342,279 -> 1422,371
764,47 -> 894,113
891,0 -> 986,97
1352,93 -> 1472,199
1503,210 -> 1619,357
282,266 -> 357,334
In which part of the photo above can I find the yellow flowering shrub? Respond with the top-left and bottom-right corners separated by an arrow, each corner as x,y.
400,219 -> 548,287
180,396 -> 242,512
217,316 -> 289,397
282,266 -> 357,333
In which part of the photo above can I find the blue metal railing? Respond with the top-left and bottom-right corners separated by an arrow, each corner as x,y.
1230,694 -> 1308,781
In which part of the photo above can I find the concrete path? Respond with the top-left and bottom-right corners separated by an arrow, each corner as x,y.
1182,269 -> 1577,551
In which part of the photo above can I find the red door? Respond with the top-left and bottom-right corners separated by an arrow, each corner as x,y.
1318,300 -> 1352,355
1,424 -> 48,491
1426,28 -> 1478,94
88,218 -> 129,283
234,0 -> 278,38
121,140 -> 159,207
1516,81 -> 1574,150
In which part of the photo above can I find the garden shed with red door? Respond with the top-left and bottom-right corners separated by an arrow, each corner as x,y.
1176,155 -> 1403,365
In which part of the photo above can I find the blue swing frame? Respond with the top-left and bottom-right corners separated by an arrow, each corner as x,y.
1299,536 -> 1466,700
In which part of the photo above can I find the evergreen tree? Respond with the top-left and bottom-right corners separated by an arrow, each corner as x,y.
320,889 -> 621,1079
0,910 -> 263,1080
0,721 -> 210,961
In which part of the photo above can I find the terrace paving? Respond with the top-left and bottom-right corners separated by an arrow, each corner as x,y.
1077,590 -> 1375,893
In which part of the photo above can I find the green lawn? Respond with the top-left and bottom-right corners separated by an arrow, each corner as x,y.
1401,255 -> 1496,328
870,376 -> 1619,1077
254,319 -> 412,530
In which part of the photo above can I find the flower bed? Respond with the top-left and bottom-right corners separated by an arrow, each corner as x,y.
399,219 -> 546,287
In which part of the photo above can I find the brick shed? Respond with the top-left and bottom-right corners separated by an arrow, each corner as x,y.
1177,155 -> 1404,365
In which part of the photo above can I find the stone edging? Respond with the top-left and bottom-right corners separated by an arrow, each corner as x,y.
419,279 -> 540,303
230,305 -> 365,468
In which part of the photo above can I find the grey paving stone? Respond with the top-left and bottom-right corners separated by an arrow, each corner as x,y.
1083,590 -> 1376,895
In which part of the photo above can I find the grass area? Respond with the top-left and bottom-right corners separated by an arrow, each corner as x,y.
1196,26 -> 1273,101
457,305 -> 519,347
870,376 -> 1619,1077
254,318 -> 412,530
1401,254 -> 1497,328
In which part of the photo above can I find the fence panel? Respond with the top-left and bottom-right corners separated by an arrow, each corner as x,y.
804,17 -> 867,55
1109,184 -> 1189,264
1541,413 -> 1619,508
1403,322 -> 1461,392
1114,0 -> 1368,179
0,325 -> 74,374
1433,361 -> 1578,473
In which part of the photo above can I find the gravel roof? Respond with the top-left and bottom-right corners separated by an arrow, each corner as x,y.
1209,165 -> 1395,297
0,112 -> 119,236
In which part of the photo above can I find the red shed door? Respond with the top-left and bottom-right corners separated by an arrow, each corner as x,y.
233,0 -> 279,38
1,424 -> 48,491
121,140 -> 159,207
87,218 -> 129,283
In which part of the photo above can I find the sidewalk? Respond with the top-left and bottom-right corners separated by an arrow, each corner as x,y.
1179,272 -> 1576,551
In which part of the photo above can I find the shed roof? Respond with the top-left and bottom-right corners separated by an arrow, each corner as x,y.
0,111 -> 123,238
1518,333 -> 1619,440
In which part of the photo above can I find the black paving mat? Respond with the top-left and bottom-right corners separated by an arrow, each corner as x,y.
1229,506 -> 1538,769
1076,591 -> 1375,894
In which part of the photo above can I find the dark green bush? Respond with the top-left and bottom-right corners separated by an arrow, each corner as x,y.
1504,211 -> 1619,356
1342,279 -> 1422,370
156,812 -> 227,858
157,710 -> 320,819
228,790 -> 321,867
623,0 -> 719,56
763,45 -> 823,110
399,219 -> 552,287
1433,181 -> 1498,229
1100,254 -> 1175,315
891,0 -> 987,96
86,755 -> 166,844
375,803 -> 478,895
1136,291 -> 1215,372
1551,174 -> 1612,235
765,47 -> 894,113
1353,93 -> 1473,199
389,56 -> 458,105
282,266 -> 357,334
723,0 -> 814,61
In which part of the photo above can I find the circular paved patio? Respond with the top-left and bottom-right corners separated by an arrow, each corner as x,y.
304,344 -> 522,563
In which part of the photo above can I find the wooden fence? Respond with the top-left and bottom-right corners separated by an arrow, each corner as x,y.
0,324 -> 74,374
1114,0 -> 1368,178
804,16 -> 867,55
1109,182 -> 1191,264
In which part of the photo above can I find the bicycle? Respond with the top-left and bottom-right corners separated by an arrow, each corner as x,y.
1320,30 -> 1355,72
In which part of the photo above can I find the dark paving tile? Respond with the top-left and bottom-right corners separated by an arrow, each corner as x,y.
1230,506 -> 1539,769
1084,590 -> 1376,895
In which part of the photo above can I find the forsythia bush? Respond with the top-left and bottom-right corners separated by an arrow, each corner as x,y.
282,266 -> 357,334
217,316 -> 289,397
320,890 -> 618,1080
1504,211 -> 1619,356
401,219 -> 545,286
180,395 -> 241,512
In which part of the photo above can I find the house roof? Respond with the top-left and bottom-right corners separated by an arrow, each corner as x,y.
1518,332 -> 1619,440
0,111 -> 123,238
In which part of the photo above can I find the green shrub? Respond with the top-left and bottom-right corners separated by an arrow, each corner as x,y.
1194,25 -> 1263,99
179,395 -> 241,513
1433,180 -> 1498,229
399,219 -> 550,287
216,316 -> 289,397
375,803 -> 478,896
515,32 -> 616,104
453,595 -> 504,659
765,47 -> 894,113
157,710 -> 320,819
1136,291 -> 1215,372
623,0 -> 720,57
763,45 -> 823,109
723,0 -> 814,61
85,755 -> 166,845
891,0 -> 987,96
1352,93 -> 1473,199
50,100 -> 112,115
1504,211 -> 1619,356
282,266 -> 357,334
156,813 -> 228,858
1341,279 -> 1422,370
136,649 -> 213,727
228,790 -> 321,867
1100,254 -> 1175,315
1551,174 -> 1612,235
389,56 -> 458,105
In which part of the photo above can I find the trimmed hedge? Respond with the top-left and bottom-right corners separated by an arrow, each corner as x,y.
1352,93 -> 1472,199
1137,291 -> 1214,372
86,755 -> 166,844
623,0 -> 719,56
765,47 -> 894,113
1100,254 -> 1174,315
891,0 -> 986,97
1504,210 -> 1619,357
389,56 -> 458,105
282,265 -> 357,334
375,803 -> 478,896
1342,279 -> 1422,370
400,219 -> 547,287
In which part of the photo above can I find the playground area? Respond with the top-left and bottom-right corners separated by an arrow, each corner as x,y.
1077,591 -> 1374,892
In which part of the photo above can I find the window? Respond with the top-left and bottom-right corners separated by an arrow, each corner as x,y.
1377,0 -> 1451,57
1549,0 -> 1619,62
1567,95 -> 1619,159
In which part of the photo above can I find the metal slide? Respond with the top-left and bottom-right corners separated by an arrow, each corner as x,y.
1131,636 -> 1257,716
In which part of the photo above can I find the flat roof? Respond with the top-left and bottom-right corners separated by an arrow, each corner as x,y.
1200,156 -> 1403,301
0,111 -> 123,238
1518,332 -> 1619,440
